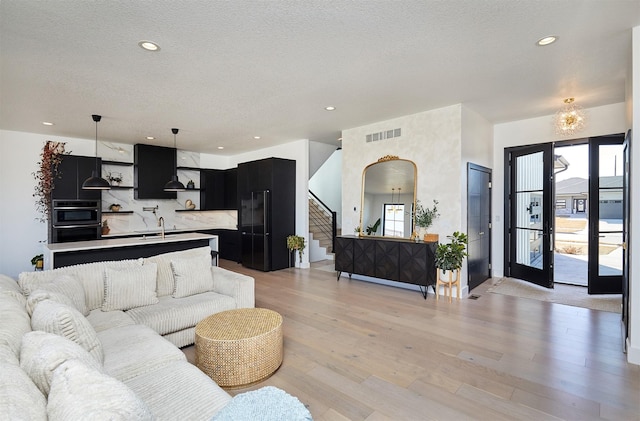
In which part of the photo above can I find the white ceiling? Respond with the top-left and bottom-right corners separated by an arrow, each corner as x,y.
1,1 -> 638,155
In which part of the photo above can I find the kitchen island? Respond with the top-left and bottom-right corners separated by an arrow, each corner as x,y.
44,232 -> 216,269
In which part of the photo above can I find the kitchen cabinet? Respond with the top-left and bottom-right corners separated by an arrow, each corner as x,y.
238,157 -> 295,271
134,144 -> 177,200
335,236 -> 437,299
197,229 -> 241,262
200,168 -> 237,210
52,155 -> 102,200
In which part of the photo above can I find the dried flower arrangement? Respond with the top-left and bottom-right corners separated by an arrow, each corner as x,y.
33,141 -> 68,222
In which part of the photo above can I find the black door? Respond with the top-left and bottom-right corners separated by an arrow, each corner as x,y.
622,130 -> 630,347
467,163 -> 491,291
505,143 -> 554,288
587,134 -> 625,294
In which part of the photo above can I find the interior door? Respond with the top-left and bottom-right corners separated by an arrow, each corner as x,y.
622,130 -> 630,348
588,134 -> 625,294
467,163 -> 491,291
505,144 -> 554,287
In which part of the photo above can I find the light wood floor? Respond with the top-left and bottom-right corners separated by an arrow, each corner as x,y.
183,260 -> 640,420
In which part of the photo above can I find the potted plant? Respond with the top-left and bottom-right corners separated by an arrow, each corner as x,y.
30,254 -> 44,270
435,231 -> 468,274
414,199 -> 439,241
366,218 -> 381,235
32,141 -> 68,222
107,172 -> 123,186
286,235 -> 306,265
101,219 -> 110,235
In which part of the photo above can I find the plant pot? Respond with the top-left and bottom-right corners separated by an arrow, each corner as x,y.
102,226 -> 110,235
423,233 -> 439,242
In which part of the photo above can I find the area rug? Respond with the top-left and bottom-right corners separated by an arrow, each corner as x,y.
488,278 -> 622,313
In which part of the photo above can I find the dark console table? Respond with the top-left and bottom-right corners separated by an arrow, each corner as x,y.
334,235 -> 437,299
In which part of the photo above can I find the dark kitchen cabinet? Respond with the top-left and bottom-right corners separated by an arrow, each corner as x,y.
197,229 -> 241,263
134,144 -> 177,200
52,155 -> 102,200
200,168 -> 237,210
238,157 -> 295,271
335,236 -> 437,299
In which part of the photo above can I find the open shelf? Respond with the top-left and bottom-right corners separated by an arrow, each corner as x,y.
102,211 -> 134,214
102,160 -> 133,166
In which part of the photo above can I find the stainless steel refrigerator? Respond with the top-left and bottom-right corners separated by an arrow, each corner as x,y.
240,190 -> 270,271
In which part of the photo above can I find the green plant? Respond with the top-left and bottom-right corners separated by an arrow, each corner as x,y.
414,200 -> 439,229
286,235 -> 306,263
435,231 -> 468,271
366,218 -> 381,235
30,254 -> 44,266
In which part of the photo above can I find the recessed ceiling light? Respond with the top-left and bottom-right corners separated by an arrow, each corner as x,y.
42,121 -> 54,126
536,36 -> 558,46
138,40 -> 160,51
146,136 -> 155,140
217,146 -> 224,150
325,106 -> 336,111
253,136 -> 261,139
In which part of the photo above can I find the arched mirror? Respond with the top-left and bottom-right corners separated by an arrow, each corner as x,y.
360,156 -> 417,238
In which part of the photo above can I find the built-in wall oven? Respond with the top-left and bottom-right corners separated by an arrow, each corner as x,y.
50,200 -> 101,243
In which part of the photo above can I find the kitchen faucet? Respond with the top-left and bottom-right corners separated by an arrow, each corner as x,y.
158,217 -> 165,239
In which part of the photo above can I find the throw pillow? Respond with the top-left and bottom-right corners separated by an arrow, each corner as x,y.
30,299 -> 104,364
25,289 -> 76,317
102,263 -> 159,312
171,255 -> 213,298
39,274 -> 89,316
0,361 -> 47,420
20,331 -> 102,397
47,359 -> 153,420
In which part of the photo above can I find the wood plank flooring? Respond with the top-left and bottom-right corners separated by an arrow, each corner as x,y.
182,260 -> 640,420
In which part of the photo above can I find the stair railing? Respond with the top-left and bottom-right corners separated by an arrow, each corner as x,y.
308,190 -> 337,253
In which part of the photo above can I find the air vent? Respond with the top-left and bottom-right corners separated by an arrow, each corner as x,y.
366,128 -> 402,143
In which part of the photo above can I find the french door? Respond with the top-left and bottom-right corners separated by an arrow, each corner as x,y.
505,144 -> 554,287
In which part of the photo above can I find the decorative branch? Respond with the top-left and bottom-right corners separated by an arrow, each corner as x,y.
33,141 -> 68,222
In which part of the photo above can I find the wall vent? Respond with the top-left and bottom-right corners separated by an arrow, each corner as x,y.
366,128 -> 402,143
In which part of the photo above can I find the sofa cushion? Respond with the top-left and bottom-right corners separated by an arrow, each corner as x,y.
0,361 -> 47,421
124,360 -> 231,420
48,359 -> 153,421
19,259 -> 143,311
171,255 -> 213,298
86,308 -> 136,333
126,292 -> 236,337
0,294 -> 31,358
20,331 -> 102,397
0,274 -> 27,306
144,246 -> 211,297
31,300 -> 104,364
25,289 -> 77,317
32,274 -> 89,316
97,324 -> 186,382
102,263 -> 159,311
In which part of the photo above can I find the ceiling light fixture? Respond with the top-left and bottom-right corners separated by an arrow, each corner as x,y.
536,35 -> 558,46
325,106 -> 336,111
42,121 -> 54,126
217,146 -> 224,150
146,136 -> 155,140
138,40 -> 160,51
163,128 -> 186,191
253,136 -> 261,139
554,97 -> 585,136
82,115 -> 111,190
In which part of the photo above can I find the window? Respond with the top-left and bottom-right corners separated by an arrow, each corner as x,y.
383,204 -> 405,237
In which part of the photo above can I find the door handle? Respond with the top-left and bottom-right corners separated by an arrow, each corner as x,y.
479,232 -> 485,235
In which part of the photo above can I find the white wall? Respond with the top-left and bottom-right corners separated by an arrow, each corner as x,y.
309,149 -> 342,227
229,139 -> 310,268
309,141 -> 338,178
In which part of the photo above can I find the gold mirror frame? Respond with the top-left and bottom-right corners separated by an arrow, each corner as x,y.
359,155 -> 417,238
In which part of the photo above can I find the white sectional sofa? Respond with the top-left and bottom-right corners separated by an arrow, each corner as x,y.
0,246 -> 256,420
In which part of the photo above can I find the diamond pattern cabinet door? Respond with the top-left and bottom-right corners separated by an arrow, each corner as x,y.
353,239 -> 376,277
334,237 -> 354,274
425,242 -> 437,287
398,242 -> 428,286
375,240 -> 399,281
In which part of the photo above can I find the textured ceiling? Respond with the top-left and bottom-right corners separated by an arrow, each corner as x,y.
1,1 -> 638,155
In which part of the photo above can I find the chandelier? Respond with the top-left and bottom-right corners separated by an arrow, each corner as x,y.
554,97 -> 585,136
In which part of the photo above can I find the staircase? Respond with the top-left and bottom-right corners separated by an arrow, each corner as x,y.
308,197 -> 337,261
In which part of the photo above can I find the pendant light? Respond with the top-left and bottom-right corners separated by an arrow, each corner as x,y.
163,128 -> 185,191
82,114 -> 111,190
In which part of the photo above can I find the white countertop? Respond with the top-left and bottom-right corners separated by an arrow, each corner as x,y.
45,232 -> 215,253
102,226 -> 237,239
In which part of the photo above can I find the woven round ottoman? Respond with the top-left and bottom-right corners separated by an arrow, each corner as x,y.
195,308 -> 283,389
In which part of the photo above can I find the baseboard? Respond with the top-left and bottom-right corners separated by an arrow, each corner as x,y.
342,273 -> 469,299
627,338 -> 640,365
